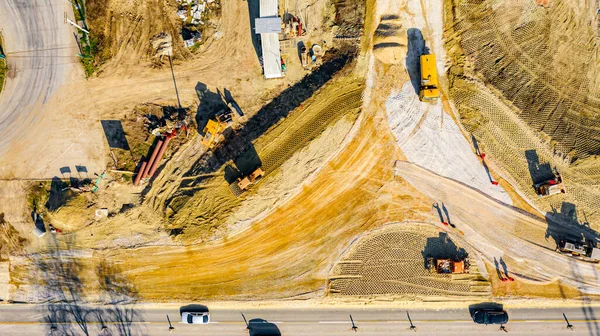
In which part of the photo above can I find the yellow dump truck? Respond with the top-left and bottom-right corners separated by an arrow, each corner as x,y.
419,54 -> 440,101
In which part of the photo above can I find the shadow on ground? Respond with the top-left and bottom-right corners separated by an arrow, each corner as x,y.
468,302 -> 504,318
179,304 -> 209,315
525,149 -> 556,185
31,236 -> 144,336
421,232 -> 468,267
248,318 -> 282,336
545,202 -> 599,248
406,28 -> 426,95
174,47 -> 356,191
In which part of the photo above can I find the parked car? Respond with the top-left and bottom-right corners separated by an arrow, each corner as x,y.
472,309 -> 509,325
181,311 -> 210,324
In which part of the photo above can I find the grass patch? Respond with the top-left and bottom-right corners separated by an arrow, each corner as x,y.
0,34 -> 7,94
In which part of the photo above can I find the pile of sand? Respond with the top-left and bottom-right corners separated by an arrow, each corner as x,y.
373,14 -> 408,64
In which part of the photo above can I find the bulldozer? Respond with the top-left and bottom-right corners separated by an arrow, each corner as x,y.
427,257 -> 470,274
229,167 -> 265,197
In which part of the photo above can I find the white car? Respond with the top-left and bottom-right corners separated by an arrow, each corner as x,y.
181,311 -> 210,324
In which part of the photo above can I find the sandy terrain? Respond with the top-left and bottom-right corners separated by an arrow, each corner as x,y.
395,160 -> 600,294
62,97 -> 433,301
2,0 -> 600,306
445,0 -> 600,228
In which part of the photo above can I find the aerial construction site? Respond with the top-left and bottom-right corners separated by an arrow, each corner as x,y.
0,0 -> 599,334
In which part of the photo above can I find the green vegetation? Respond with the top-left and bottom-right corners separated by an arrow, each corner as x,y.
70,0 -> 100,77
0,34 -> 7,94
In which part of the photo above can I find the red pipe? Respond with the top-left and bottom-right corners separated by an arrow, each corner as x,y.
133,161 -> 147,186
147,136 -> 172,178
141,139 -> 163,179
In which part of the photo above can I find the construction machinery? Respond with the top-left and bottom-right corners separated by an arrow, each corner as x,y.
557,237 -> 600,263
419,54 -> 440,101
229,167 -> 265,197
534,173 -> 566,197
237,168 -> 265,191
201,109 -> 234,149
427,257 -> 470,274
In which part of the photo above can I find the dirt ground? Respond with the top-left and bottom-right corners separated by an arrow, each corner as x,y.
88,93 -> 433,301
3,0 -> 600,305
329,222 -> 490,300
444,0 -> 600,230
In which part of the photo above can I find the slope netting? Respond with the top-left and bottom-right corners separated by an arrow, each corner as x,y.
447,0 -> 600,228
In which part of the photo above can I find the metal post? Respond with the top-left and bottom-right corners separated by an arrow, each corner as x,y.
563,313 -> 574,330
407,311 -> 417,331
350,314 -> 358,332
167,315 -> 175,333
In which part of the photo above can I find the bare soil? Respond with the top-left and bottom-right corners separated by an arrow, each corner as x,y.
444,0 -> 600,230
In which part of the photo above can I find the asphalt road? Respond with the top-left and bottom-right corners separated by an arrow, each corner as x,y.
0,305 -> 599,335
0,0 -> 77,156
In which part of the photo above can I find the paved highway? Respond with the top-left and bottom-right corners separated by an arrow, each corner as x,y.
0,305 -> 599,335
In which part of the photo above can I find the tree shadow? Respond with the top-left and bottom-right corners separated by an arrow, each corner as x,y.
544,202 -> 600,248
32,236 -> 91,335
406,28 -> 426,95
421,232 -> 468,268
95,260 -> 144,336
248,318 -> 282,336
31,236 -> 144,336
525,149 -> 555,185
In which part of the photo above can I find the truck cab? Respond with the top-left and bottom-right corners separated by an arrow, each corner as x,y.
419,54 -> 440,101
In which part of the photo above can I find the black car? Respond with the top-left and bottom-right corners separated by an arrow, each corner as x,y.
472,309 -> 509,325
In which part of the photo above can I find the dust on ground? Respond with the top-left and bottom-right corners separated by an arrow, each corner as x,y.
329,222 -> 490,300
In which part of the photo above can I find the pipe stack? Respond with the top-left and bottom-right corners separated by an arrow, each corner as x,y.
133,161 -> 147,186
147,135 -> 172,178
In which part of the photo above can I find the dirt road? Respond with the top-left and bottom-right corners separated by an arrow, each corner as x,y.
0,0 -> 81,172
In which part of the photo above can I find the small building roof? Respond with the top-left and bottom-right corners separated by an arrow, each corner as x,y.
260,33 -> 283,79
255,17 -> 281,34
259,0 -> 278,17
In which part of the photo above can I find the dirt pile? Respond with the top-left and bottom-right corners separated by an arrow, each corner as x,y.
331,0 -> 366,38
372,15 -> 407,64
445,0 -> 600,228
85,0 -> 191,72
0,213 -> 27,261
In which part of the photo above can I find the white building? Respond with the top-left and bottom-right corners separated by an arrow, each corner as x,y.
255,0 -> 283,79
